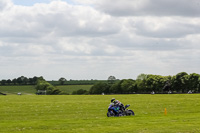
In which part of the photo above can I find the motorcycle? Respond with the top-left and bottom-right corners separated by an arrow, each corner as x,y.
107,103 -> 135,117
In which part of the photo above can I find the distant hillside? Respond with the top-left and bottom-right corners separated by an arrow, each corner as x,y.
0,85 -> 93,95
0,85 -> 36,95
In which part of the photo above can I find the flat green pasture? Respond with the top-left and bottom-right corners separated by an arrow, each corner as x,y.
0,86 -> 36,95
56,85 -> 92,94
0,94 -> 200,133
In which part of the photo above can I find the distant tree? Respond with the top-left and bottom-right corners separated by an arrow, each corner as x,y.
108,76 -> 116,80
16,76 -> 24,85
120,79 -> 136,94
20,76 -> 25,81
145,75 -> 170,93
35,78 -> 63,95
6,79 -> 12,85
15,76 -> 29,85
198,77 -> 200,93
23,77 -> 28,85
12,78 -> 17,85
110,81 -> 121,94
136,74 -> 148,93
28,78 -> 34,85
162,79 -> 172,93
59,77 -> 67,85
136,73 -> 147,81
89,82 -> 111,94
172,72 -> 189,93
1,80 -> 6,85
33,76 -> 38,84
188,73 -> 200,92
107,76 -> 116,84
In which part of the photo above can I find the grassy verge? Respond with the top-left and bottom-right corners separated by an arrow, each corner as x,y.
0,94 -> 200,133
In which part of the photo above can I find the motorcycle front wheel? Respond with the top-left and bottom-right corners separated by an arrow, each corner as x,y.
107,111 -> 115,117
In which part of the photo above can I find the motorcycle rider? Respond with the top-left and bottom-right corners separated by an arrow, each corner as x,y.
111,98 -> 124,107
110,98 -> 125,115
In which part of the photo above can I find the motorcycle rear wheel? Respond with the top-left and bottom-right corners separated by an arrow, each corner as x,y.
126,109 -> 135,116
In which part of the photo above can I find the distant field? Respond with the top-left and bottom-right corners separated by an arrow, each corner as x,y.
0,85 -> 92,95
56,85 -> 92,94
0,94 -> 200,133
0,86 -> 36,95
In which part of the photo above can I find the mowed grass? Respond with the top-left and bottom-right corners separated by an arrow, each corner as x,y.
0,94 -> 200,133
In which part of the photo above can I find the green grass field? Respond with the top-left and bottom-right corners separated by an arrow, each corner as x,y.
1,94 -> 200,133
56,85 -> 92,94
0,86 -> 36,95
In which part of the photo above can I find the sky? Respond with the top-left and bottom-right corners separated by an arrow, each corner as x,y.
0,0 -> 200,80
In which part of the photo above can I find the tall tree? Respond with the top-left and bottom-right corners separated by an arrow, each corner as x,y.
188,73 -> 200,92
172,72 -> 189,93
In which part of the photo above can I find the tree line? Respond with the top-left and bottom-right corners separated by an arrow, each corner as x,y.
88,72 -> 200,94
0,76 -> 114,86
1,72 -> 200,95
0,76 -> 42,85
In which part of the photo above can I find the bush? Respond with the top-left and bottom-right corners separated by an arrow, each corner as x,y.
72,89 -> 88,95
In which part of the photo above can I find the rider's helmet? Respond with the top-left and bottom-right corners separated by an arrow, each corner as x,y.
114,100 -> 119,105
111,98 -> 115,103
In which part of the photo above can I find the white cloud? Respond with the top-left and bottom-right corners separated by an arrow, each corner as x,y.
0,0 -> 200,80
86,0 -> 200,17
0,0 -> 13,11
131,17 -> 200,38
0,1 -> 120,39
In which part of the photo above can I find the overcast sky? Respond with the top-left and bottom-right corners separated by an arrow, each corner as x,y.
0,0 -> 200,80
